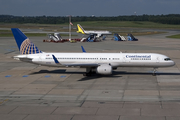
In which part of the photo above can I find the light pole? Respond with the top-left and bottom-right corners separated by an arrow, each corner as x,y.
69,15 -> 71,41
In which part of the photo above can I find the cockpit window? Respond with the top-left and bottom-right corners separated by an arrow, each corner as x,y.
164,58 -> 171,61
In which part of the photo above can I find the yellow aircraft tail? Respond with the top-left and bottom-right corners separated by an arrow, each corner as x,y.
77,24 -> 85,34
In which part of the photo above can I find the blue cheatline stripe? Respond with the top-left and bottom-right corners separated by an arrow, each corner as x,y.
23,75 -> 29,77
60,76 -> 66,78
5,75 -> 12,77
45,75 -> 50,78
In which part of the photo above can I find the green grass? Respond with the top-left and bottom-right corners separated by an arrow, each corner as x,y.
1,21 -> 180,29
1,21 -> 180,37
0,32 -> 46,37
166,34 -> 180,39
25,33 -> 46,37
69,21 -> 180,29
0,30 -> 76,37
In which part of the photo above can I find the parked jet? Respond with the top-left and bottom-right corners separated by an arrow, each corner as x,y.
12,28 -> 175,76
77,24 -> 112,38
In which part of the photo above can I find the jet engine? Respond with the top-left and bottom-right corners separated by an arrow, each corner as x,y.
96,64 -> 112,75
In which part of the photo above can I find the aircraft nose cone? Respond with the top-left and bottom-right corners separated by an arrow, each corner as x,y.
171,61 -> 175,66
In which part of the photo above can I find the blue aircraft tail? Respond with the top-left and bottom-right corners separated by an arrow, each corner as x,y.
11,28 -> 42,54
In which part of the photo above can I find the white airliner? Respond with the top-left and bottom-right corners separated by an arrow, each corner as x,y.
77,24 -> 112,38
11,28 -> 175,76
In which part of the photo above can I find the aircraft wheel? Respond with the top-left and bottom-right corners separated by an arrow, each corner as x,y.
83,73 -> 87,76
152,73 -> 156,76
83,73 -> 92,76
152,68 -> 157,76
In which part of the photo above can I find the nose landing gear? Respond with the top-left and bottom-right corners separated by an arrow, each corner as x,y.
152,68 -> 157,76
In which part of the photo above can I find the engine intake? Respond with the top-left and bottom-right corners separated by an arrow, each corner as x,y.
96,64 -> 112,75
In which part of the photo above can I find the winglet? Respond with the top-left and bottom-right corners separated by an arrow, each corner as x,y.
52,55 -> 60,64
81,46 -> 86,53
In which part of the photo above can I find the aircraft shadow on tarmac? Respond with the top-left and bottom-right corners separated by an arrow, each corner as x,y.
29,69 -> 79,75
78,71 -> 180,81
29,69 -> 180,76
114,71 -> 180,76
29,69 -> 180,81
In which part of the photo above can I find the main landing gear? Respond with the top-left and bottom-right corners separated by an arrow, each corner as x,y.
152,68 -> 157,76
83,72 -> 92,76
83,68 -> 96,76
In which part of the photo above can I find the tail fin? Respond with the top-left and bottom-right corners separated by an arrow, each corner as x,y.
11,28 -> 42,55
77,24 -> 85,34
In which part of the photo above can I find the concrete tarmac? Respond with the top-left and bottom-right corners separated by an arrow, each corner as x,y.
0,31 -> 180,120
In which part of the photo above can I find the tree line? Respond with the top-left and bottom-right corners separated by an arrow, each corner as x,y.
0,14 -> 180,25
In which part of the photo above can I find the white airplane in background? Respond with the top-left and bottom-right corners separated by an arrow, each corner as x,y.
77,24 -> 112,38
11,28 -> 175,76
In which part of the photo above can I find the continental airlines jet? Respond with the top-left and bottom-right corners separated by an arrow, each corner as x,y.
77,24 -> 112,38
11,28 -> 175,76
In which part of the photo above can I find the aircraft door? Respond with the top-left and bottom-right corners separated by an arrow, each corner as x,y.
156,57 -> 160,63
32,54 -> 42,65
123,56 -> 126,63
38,54 -> 42,63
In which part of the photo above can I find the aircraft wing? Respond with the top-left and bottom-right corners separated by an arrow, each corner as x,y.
81,46 -> 86,53
63,63 -> 99,67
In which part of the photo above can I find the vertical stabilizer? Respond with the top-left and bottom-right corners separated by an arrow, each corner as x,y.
77,24 -> 85,34
11,28 -> 42,54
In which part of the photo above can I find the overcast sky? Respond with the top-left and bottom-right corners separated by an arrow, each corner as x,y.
0,0 -> 179,16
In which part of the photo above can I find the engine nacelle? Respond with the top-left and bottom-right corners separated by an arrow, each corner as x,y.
96,64 -> 112,75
